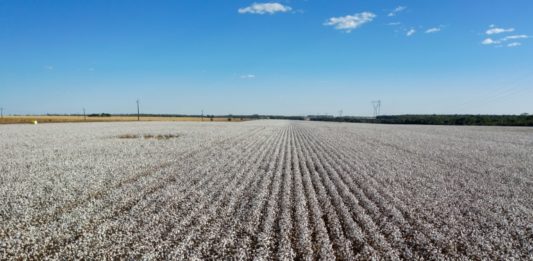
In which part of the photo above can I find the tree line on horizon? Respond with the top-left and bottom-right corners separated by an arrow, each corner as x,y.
311,114 -> 533,126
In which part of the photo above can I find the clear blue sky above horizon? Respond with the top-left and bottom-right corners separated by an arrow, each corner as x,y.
1,0 -> 532,116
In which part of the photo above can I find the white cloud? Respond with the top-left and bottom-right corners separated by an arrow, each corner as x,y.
388,6 -> 406,17
486,27 -> 515,35
482,38 -> 499,45
324,12 -> 376,33
238,3 -> 292,15
502,34 -> 528,41
482,33 -> 529,47
240,74 -> 256,79
406,28 -> 416,36
425,27 -> 441,33
44,65 -> 54,70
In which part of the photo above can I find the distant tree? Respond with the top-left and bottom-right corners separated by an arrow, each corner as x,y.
88,113 -> 111,117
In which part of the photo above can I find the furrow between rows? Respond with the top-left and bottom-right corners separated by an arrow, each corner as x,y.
289,126 -> 314,261
293,124 -> 355,260
166,126 -> 285,259
34,126 -> 267,259
187,126 -> 288,259
275,125 -> 296,260
303,124 -> 446,258
117,126 -> 277,259
295,124 -> 401,259
230,126 -> 289,259
253,125 -> 291,260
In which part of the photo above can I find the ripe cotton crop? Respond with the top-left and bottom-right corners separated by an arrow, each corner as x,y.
0,120 -> 532,259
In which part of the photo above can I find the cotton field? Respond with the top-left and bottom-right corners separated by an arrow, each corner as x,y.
1,120 -> 532,260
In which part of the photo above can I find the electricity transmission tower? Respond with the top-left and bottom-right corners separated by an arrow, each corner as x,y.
372,100 -> 381,118
136,99 -> 140,121
0,107 -> 3,118
83,108 -> 86,121
338,109 -> 343,117
201,109 -> 204,121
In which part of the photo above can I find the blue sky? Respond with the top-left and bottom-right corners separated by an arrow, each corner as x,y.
1,0 -> 532,116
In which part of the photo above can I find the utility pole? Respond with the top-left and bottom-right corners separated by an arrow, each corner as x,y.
372,100 -> 381,118
136,99 -> 140,121
83,108 -> 86,121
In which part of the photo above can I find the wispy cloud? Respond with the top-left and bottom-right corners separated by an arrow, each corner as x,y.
324,12 -> 376,33
425,27 -> 441,34
44,65 -> 54,70
406,28 -> 416,37
482,25 -> 528,47
502,34 -> 528,41
486,26 -> 515,35
388,6 -> 406,17
240,74 -> 256,79
388,22 -> 401,26
238,3 -> 292,15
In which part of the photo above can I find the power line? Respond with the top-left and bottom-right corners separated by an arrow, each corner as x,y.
478,85 -> 533,110
455,72 -> 532,113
